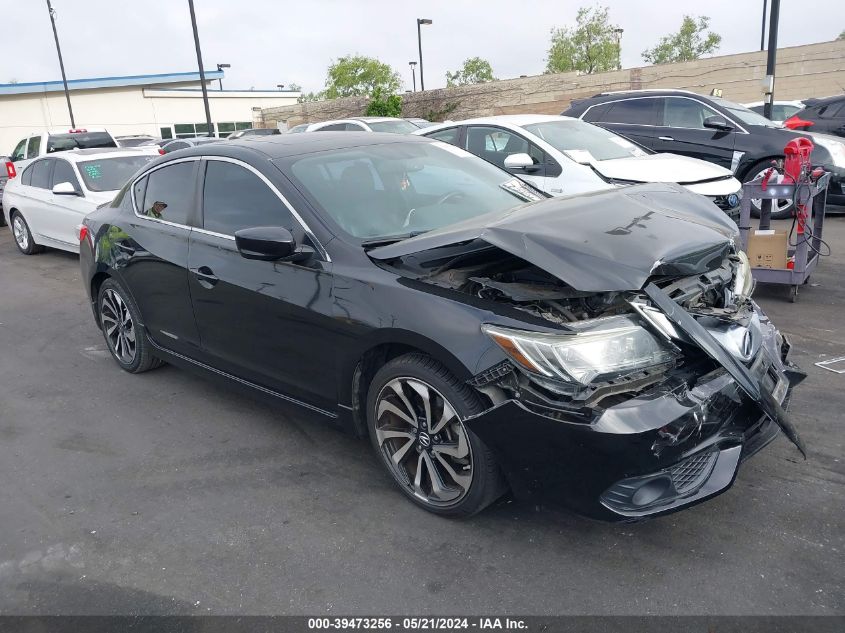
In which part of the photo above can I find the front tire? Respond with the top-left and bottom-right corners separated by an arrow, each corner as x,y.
98,278 -> 162,373
367,353 -> 506,517
11,212 -> 44,255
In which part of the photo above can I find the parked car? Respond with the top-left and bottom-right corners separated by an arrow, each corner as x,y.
743,100 -> 805,125
3,148 -> 158,255
416,115 -> 742,219
306,117 -> 421,134
405,117 -> 435,129
285,124 -> 310,134
9,128 -> 118,171
227,128 -> 281,140
562,89 -> 845,217
115,135 -> 157,148
79,132 -> 803,521
784,94 -> 845,138
0,156 -> 13,227
159,137 -> 223,153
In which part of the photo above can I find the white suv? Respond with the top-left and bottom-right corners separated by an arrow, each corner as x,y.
9,128 -> 118,170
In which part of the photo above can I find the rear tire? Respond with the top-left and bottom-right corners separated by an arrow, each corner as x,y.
366,353 -> 507,517
10,211 -> 44,255
98,278 -> 163,373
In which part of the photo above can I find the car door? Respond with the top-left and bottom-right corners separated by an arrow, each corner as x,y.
650,97 -> 737,168
40,158 -> 90,247
118,159 -> 202,356
583,97 -> 659,149
463,125 -> 548,190
187,157 -> 336,410
18,158 -> 55,240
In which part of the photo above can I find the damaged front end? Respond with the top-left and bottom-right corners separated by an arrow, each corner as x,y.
370,185 -> 805,520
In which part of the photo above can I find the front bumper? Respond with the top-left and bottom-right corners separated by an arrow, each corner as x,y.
466,299 -> 802,522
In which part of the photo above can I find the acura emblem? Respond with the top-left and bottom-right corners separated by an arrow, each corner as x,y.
418,432 -> 431,448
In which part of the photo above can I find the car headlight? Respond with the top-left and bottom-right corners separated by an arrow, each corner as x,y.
733,250 -> 754,298
811,136 -> 845,168
482,315 -> 676,386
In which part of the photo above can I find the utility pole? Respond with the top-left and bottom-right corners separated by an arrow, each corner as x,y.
763,0 -> 780,120
45,0 -> 75,128
417,18 -> 432,91
188,0 -> 214,136
760,0 -> 767,51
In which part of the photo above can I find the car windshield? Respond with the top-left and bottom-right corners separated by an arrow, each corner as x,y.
366,120 -> 421,134
77,156 -> 156,192
288,141 -> 543,240
47,132 -> 117,152
523,119 -> 649,161
710,97 -> 778,127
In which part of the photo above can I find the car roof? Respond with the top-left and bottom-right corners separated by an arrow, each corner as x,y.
44,147 -> 159,162
456,114 -> 578,126
46,127 -> 110,135
172,132 -> 433,160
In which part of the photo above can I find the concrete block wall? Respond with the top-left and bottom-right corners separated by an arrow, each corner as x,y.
262,40 -> 845,129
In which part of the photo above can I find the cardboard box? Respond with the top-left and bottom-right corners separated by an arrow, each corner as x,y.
746,230 -> 788,269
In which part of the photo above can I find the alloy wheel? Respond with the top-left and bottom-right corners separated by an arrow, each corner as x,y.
12,216 -> 29,251
374,377 -> 473,507
750,166 -> 793,214
100,288 -> 137,364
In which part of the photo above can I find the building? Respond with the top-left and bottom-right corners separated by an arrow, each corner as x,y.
0,70 -> 300,153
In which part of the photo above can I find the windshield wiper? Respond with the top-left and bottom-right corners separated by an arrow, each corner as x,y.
361,230 -> 429,248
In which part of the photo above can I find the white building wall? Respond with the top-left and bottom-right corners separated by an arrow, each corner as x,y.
0,82 -> 299,153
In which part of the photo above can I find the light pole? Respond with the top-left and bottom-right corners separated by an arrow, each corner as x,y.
409,61 -> 417,92
277,84 -> 285,91
760,0 -> 768,51
45,0 -> 75,128
216,63 -> 230,90
763,0 -> 780,120
613,28 -> 624,71
416,18 -> 432,91
187,0 -> 213,137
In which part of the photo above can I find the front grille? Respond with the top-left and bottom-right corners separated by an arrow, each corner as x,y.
670,450 -> 718,495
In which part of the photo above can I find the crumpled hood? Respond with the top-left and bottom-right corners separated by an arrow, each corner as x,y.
369,183 -> 739,292
593,153 -> 734,184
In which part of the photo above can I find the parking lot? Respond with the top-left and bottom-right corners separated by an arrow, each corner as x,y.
0,215 -> 842,616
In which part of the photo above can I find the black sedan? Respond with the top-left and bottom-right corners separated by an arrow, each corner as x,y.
562,89 -> 845,216
79,133 -> 804,520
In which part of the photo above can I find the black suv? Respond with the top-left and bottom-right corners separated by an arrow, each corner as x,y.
563,90 -> 845,216
789,95 -> 845,138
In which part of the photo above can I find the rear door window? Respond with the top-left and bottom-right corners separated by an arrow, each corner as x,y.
602,99 -> 658,125
315,123 -> 349,132
139,162 -> 196,225
29,159 -> 54,189
26,136 -> 42,159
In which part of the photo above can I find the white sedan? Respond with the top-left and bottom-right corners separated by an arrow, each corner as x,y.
415,115 -> 743,215
3,148 -> 158,255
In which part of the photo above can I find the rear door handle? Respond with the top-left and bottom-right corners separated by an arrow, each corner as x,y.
658,136 -> 675,141
191,266 -> 218,287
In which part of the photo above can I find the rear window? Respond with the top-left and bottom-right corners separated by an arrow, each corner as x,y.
77,156 -> 156,192
47,132 -> 117,153
366,120 -> 420,134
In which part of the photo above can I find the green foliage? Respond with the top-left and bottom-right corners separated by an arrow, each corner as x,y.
298,91 -> 323,104
323,55 -> 402,99
446,57 -> 496,87
545,6 -> 621,74
839,30 -> 845,40
642,16 -> 722,64
365,88 -> 402,117
421,101 -> 459,123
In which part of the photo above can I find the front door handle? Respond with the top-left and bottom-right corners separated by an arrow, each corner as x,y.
191,266 -> 218,287
658,136 -> 675,141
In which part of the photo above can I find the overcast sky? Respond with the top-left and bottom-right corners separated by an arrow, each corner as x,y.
2,0 -> 841,93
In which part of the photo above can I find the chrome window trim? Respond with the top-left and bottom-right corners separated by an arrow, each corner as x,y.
201,155 -> 331,262
580,95 -> 748,135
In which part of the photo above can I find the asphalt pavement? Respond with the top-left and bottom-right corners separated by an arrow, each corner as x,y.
0,219 -> 842,616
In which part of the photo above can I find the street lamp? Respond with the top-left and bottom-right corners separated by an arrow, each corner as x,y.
277,84 -> 285,91
216,63 -> 230,90
613,28 -> 624,71
416,18 -> 432,91
409,61 -> 418,92
45,0 -> 75,128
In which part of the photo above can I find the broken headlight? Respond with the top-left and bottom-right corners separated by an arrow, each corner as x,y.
732,250 -> 754,298
482,315 -> 676,386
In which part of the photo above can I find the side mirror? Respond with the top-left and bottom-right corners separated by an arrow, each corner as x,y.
503,153 -> 540,172
703,115 -> 733,131
52,181 -> 80,196
234,226 -> 312,262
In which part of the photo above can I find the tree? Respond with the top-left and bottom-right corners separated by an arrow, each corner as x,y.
298,91 -> 323,103
323,55 -> 401,99
838,30 -> 845,40
287,83 -> 302,92
446,57 -> 496,87
365,88 -> 402,117
642,16 -> 722,65
545,6 -> 621,74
